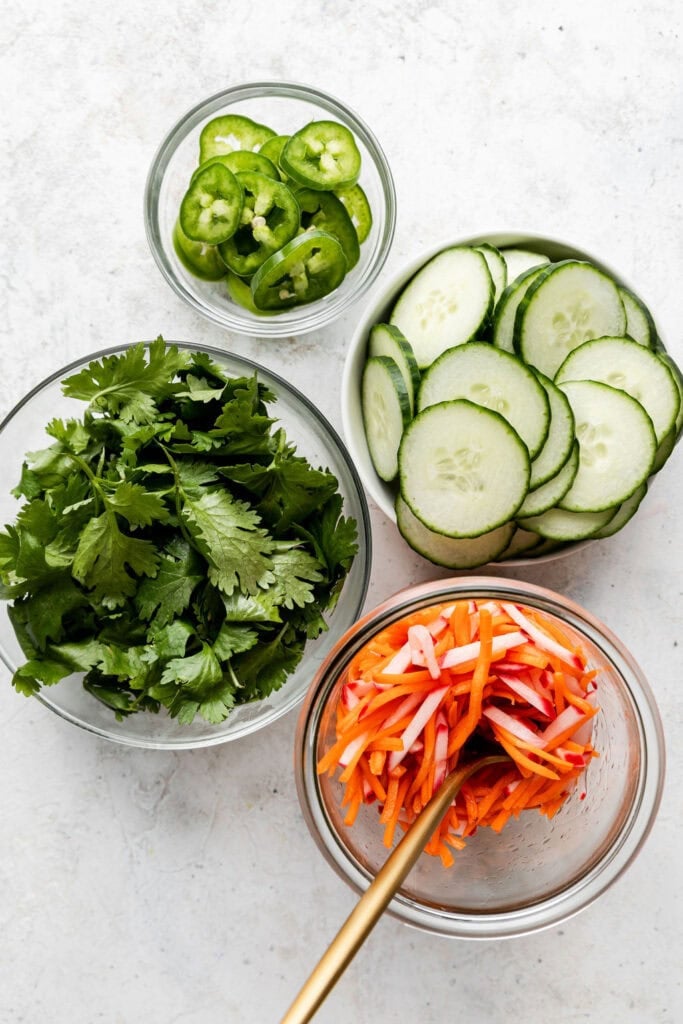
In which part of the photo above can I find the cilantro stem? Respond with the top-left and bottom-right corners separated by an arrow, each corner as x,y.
155,443 -> 203,555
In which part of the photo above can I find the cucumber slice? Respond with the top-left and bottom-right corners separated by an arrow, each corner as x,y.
492,265 -> 548,353
516,441 -> 579,518
657,351 -> 683,438
475,243 -> 507,305
496,527 -> 543,561
517,261 -> 626,378
529,374 -> 575,488
592,483 -> 648,539
557,380 -> 656,512
500,248 -> 550,283
555,335 -> 681,445
396,495 -> 515,568
399,399 -> 530,538
390,247 -> 494,369
619,285 -> 656,349
651,427 -> 677,474
418,342 -> 550,459
368,324 -> 420,413
362,356 -> 412,483
518,505 -> 618,541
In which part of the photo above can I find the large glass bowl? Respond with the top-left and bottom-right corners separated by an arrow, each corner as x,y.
145,81 -> 396,337
295,577 -> 664,939
341,231 -> 665,566
0,343 -> 371,749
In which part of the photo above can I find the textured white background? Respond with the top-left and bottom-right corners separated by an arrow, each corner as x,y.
1,2 -> 682,1022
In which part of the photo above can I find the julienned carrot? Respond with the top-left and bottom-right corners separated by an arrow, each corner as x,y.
318,598 -> 600,864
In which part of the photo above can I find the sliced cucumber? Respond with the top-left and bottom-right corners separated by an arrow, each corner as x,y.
361,356 -> 412,483
495,527 -> 543,561
555,335 -> 680,445
651,427 -> 677,474
475,243 -> 507,305
619,285 -> 656,349
399,399 -> 530,538
518,505 -> 617,541
368,323 -> 421,413
492,265 -> 548,353
516,441 -> 579,518
396,495 -> 515,568
592,483 -> 648,539
418,342 -> 550,459
557,380 -> 656,512
390,247 -> 494,369
657,351 -> 683,439
517,261 -> 626,378
529,374 -> 575,488
500,248 -> 550,283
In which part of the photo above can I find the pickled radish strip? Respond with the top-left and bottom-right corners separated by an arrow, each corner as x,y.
318,598 -> 600,865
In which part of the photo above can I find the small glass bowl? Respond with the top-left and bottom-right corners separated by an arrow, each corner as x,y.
341,231 -> 659,566
0,343 -> 371,750
144,81 -> 396,337
295,577 -> 665,939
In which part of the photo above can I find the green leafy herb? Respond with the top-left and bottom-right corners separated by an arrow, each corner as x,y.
0,339 -> 358,724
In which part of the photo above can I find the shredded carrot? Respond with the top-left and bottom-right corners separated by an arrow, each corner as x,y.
319,597 -> 600,866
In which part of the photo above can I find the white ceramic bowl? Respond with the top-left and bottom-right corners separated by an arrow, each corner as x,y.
341,231 -> 653,566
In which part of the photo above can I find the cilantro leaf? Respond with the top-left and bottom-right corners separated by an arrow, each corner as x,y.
270,542 -> 324,610
212,622 -> 258,660
62,338 -> 190,423
231,627 -> 305,699
181,489 -> 275,596
106,481 -> 169,529
135,539 -> 204,627
72,512 -> 159,605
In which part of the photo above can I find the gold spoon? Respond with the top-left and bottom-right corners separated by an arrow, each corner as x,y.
281,754 -> 510,1024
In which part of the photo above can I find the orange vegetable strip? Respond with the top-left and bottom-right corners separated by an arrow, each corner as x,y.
359,757 -> 387,802
317,706 -> 390,774
446,608 -> 494,756
496,735 -> 560,780
365,737 -> 404,752
369,749 -> 386,776
382,776 -> 411,848
450,601 -> 471,647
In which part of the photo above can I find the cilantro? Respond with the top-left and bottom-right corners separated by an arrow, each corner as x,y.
0,339 -> 358,725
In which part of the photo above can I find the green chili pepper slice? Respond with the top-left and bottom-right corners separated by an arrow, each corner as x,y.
335,184 -> 373,243
251,229 -> 347,310
226,272 -> 277,316
172,219 -> 227,280
258,135 -> 290,179
191,151 -> 279,183
217,171 -> 300,278
281,121 -> 361,190
199,114 -> 276,162
296,188 -> 360,270
179,163 -> 243,245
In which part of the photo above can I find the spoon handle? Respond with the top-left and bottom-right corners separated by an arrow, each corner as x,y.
280,754 -> 509,1024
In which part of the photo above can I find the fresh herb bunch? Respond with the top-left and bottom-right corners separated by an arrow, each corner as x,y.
0,339 -> 358,724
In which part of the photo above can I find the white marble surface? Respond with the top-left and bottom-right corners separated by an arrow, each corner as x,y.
1,2 -> 682,1021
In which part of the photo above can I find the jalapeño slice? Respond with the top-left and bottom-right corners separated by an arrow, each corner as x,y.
199,114 -> 276,162
296,188 -> 360,269
281,121 -> 361,190
258,134 -> 290,178
217,171 -> 300,278
191,151 -> 279,183
179,163 -> 243,245
251,229 -> 347,310
335,184 -> 373,243
172,219 -> 227,280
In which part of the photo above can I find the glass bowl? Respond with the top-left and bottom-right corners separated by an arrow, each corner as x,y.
0,342 -> 371,750
294,576 -> 665,939
144,81 -> 396,337
341,230 -> 663,567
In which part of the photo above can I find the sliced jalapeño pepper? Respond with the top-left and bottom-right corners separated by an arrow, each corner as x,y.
226,272 -> 276,316
281,121 -> 361,190
335,184 -> 373,243
191,151 -> 279,184
251,229 -> 347,310
199,114 -> 276,162
258,135 -> 290,179
217,171 -> 300,278
179,163 -> 243,245
172,219 -> 227,280
296,188 -> 360,270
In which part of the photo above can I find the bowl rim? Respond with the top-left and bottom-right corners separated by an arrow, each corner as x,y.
0,340 -> 373,749
294,575 -> 666,939
341,228 -> 656,567
144,79 -> 397,338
